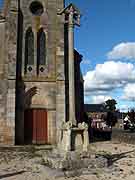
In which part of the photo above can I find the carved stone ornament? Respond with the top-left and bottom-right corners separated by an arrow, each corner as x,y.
78,122 -> 88,130
61,121 -> 73,129
57,3 -> 81,26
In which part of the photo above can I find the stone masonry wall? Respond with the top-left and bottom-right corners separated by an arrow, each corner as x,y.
19,81 -> 57,144
6,1 -> 18,144
16,0 -> 66,145
0,0 -> 18,145
0,0 -> 66,145
55,0 -> 66,145
0,19 -> 9,144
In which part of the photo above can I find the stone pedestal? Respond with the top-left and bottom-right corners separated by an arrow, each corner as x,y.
59,122 -> 89,152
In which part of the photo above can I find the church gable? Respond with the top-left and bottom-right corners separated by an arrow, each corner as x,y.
14,0 -> 66,145
0,0 -> 65,145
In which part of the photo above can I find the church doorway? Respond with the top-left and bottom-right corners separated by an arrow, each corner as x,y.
24,109 -> 48,144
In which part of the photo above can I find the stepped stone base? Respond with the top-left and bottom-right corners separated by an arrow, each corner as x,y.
42,150 -> 108,171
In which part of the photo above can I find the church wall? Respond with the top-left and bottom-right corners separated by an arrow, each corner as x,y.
16,80 -> 57,144
16,0 -> 66,144
24,82 -> 56,108
20,0 -> 58,78
0,0 -> 18,144
0,19 -> 5,76
0,19 -> 10,144
0,0 -> 66,145
6,5 -> 18,145
54,0 -> 66,145
15,0 -> 57,144
24,81 -> 57,144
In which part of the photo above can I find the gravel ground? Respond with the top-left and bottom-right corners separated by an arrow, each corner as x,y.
0,141 -> 135,180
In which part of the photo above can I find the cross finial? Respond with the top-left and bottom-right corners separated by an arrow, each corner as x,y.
58,3 -> 81,26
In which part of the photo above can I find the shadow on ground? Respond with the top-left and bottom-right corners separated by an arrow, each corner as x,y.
106,150 -> 135,166
0,171 -> 26,179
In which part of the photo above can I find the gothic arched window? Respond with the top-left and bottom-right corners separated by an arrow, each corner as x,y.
37,28 -> 46,73
25,27 -> 34,73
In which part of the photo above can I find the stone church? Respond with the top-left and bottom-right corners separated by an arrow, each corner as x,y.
0,0 -> 86,149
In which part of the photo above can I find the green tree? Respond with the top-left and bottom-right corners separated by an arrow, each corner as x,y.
104,99 -> 117,127
105,99 -> 117,112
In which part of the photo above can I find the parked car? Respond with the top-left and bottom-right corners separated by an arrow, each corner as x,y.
123,115 -> 135,131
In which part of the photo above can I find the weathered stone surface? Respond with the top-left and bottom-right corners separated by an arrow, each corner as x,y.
0,0 -> 66,145
0,0 -> 84,148
42,150 -> 109,173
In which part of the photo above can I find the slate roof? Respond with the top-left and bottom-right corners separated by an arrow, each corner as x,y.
84,104 -> 107,113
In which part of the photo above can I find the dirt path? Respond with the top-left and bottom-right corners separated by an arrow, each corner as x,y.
0,142 -> 135,180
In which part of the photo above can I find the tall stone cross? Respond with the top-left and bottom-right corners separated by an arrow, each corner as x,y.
58,4 -> 81,127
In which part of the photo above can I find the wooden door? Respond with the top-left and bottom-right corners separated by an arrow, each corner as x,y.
24,109 -> 48,144
33,109 -> 48,144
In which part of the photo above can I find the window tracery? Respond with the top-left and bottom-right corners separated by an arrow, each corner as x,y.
25,27 -> 34,73
37,28 -> 46,74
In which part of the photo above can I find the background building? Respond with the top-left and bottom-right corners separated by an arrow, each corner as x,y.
84,104 -> 107,119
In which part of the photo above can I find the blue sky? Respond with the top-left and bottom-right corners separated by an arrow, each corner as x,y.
0,0 -> 3,7
66,0 -> 135,111
65,0 -> 135,70
1,0 -> 135,111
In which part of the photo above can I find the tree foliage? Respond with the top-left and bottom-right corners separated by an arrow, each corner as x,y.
105,99 -> 117,112
104,99 -> 117,127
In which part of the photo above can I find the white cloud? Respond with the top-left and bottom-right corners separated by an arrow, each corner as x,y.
84,61 -> 135,95
122,83 -> 135,101
84,42 -> 135,107
92,95 -> 112,104
107,42 -> 135,60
